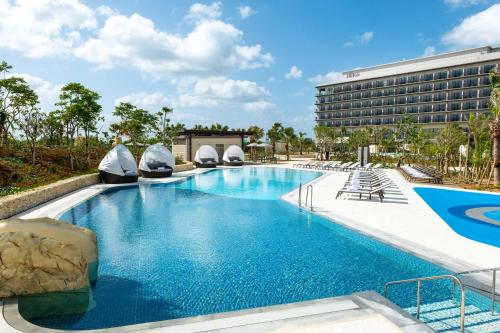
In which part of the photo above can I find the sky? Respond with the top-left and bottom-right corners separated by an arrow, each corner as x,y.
1,0 -> 500,136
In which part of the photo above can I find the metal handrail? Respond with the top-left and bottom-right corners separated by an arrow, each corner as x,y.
384,275 -> 466,333
453,267 -> 500,315
305,185 -> 313,211
298,183 -> 302,207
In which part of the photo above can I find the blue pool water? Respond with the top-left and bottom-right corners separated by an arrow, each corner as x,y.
22,168 -> 491,330
414,187 -> 500,247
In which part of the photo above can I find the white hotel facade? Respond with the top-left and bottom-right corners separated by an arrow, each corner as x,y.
315,46 -> 500,132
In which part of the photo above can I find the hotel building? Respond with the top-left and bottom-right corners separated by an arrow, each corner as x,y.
315,46 -> 500,132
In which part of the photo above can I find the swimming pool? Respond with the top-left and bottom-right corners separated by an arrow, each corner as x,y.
20,168 -> 491,330
414,187 -> 500,247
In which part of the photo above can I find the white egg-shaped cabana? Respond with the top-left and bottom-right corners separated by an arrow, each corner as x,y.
194,145 -> 219,168
98,144 -> 138,183
222,145 -> 244,166
139,144 -> 175,178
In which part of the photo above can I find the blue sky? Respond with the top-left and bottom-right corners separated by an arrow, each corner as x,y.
2,0 -> 500,135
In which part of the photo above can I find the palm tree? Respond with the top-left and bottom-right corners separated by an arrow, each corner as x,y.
297,132 -> 307,155
489,68 -> 500,185
267,122 -> 283,157
282,127 -> 296,160
248,125 -> 264,159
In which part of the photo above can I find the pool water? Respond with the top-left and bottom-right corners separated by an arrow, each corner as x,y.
414,187 -> 500,247
22,168 -> 491,330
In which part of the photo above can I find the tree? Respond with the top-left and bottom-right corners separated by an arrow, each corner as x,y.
156,106 -> 173,145
43,111 -> 64,146
314,125 -> 334,160
282,127 -> 296,160
0,61 -> 35,146
436,124 -> 466,174
395,115 -> 419,165
17,89 -> 44,165
110,102 -> 157,151
210,123 -> 229,131
248,125 -> 264,159
193,124 -> 208,130
267,122 -> 283,157
57,82 -> 102,169
348,129 -> 371,152
165,122 -> 185,147
467,113 -> 491,177
297,132 -> 307,155
488,68 -> 500,185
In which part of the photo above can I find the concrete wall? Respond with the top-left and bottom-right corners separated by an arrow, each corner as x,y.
0,174 -> 100,219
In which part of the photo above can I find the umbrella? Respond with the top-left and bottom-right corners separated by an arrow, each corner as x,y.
247,142 -> 259,147
257,143 -> 272,147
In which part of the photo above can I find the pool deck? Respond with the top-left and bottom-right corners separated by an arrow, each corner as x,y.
3,164 -> 500,332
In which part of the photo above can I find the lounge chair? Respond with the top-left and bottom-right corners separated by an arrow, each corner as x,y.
336,183 -> 392,202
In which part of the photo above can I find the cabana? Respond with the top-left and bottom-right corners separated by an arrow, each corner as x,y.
98,144 -> 138,183
222,145 -> 244,166
194,145 -> 219,168
139,143 -> 175,178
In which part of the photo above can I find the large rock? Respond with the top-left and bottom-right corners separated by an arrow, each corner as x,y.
0,231 -> 88,297
0,218 -> 98,297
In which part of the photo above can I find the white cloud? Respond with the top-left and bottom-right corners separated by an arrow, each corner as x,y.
285,65 -> 302,79
185,2 -> 222,23
443,0 -> 487,7
74,11 -> 273,78
243,100 -> 275,112
0,0 -> 97,58
442,4 -> 500,48
422,46 -> 436,57
344,31 -> 374,47
308,70 -> 344,85
96,5 -> 117,17
238,5 -> 255,19
115,91 -> 173,110
10,73 -> 62,112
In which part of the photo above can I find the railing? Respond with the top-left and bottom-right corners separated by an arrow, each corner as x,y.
298,184 -> 313,211
384,275 -> 466,333
453,267 -> 500,315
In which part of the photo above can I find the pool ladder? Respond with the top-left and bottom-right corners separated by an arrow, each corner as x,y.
298,184 -> 313,211
383,267 -> 500,333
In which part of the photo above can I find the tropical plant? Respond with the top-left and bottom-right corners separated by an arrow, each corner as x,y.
110,102 -> 157,151
297,131 -> 307,155
488,68 -> 500,185
436,124 -> 466,174
156,106 -> 173,146
282,127 -> 296,160
267,122 -> 283,157
348,129 -> 371,152
247,125 -> 264,159
314,125 -> 334,160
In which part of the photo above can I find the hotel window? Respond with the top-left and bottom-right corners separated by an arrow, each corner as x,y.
353,83 -> 362,90
384,118 -> 394,125
395,107 -> 405,114
342,103 -> 351,109
384,98 -> 394,105
342,120 -> 351,126
374,108 -> 383,116
483,64 -> 496,74
334,95 -> 341,101
407,75 -> 419,83
353,101 -> 361,108
463,90 -> 477,99
433,93 -> 446,101
451,91 -> 462,100
353,92 -> 362,99
408,106 -> 418,114
480,87 -> 491,97
343,85 -> 352,92
450,102 -> 461,111
407,85 -> 419,93
397,97 -> 407,104
435,71 -> 448,80
352,110 -> 360,117
363,82 -> 372,89
463,101 -> 477,110
434,82 -> 447,90
383,89 -> 395,96
319,98 -> 325,103
464,78 -> 478,87
480,76 -> 491,85
420,115 -> 431,123
334,86 -> 342,93
421,84 -> 433,92
374,99 -> 383,107
407,96 -> 418,104
335,121 -> 342,127
374,118 -> 382,125
421,95 -> 432,102
435,104 -> 446,112
451,80 -> 462,89
343,94 -> 351,100
328,105 -> 333,111
362,91 -> 371,98
421,73 -> 434,81
421,104 -> 432,113
397,87 -> 407,95
362,100 -> 371,107
385,79 -> 395,86
479,99 -> 489,109
433,114 -> 445,122
451,68 -> 463,78
319,105 -> 325,111
465,66 -> 479,76
449,114 -> 461,122
373,90 -> 383,97
334,104 -> 341,110
384,108 -> 394,115
375,80 -> 384,88
398,77 -> 407,85
361,119 -> 372,126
